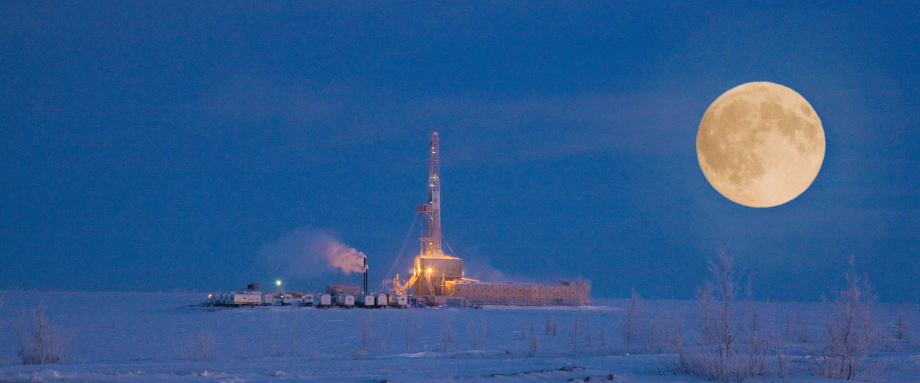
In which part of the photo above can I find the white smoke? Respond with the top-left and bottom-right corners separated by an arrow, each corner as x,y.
260,227 -> 367,278
322,239 -> 367,274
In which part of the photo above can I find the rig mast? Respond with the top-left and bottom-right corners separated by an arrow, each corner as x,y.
392,132 -> 465,297
417,132 -> 443,257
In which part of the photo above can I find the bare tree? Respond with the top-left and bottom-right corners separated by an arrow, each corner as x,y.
742,309 -> 768,377
17,303 -> 63,364
793,313 -> 811,343
438,316 -> 455,352
678,249 -> 765,382
622,288 -> 641,354
187,329 -> 214,361
815,257 -> 878,380
697,283 -> 720,345
468,317 -> 490,349
709,250 -> 738,356
545,314 -> 557,336
528,333 -> 540,357
571,310 -> 581,357
892,312 -> 908,341
360,313 -> 372,350
404,311 -> 416,352
598,325 -> 607,349
584,317 -> 593,348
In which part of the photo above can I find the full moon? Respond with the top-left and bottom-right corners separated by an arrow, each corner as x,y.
696,82 -> 825,208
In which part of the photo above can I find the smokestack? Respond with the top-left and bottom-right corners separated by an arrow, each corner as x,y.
363,257 -> 368,294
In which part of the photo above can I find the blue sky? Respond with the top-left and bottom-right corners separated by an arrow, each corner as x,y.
1,2 -> 917,301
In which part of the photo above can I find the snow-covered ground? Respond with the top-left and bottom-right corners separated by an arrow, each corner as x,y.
0,292 -> 917,382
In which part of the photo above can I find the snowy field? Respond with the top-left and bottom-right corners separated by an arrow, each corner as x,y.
0,292 -> 917,382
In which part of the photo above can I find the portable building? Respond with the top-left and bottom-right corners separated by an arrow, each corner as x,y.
375,293 -> 388,307
356,294 -> 375,307
334,294 -> 355,308
228,291 -> 262,306
389,295 -> 408,308
316,293 -> 333,307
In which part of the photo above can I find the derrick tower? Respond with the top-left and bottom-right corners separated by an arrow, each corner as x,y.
393,132 -> 464,297
417,132 -> 443,256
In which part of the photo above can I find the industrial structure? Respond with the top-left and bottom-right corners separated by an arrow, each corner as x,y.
392,132 -> 467,297
208,132 -> 588,310
392,132 -> 590,306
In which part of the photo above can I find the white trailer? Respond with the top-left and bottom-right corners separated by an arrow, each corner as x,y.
280,293 -> 299,306
316,293 -> 333,308
301,293 -> 314,307
335,294 -> 355,308
262,293 -> 274,306
375,293 -> 388,308
228,291 -> 261,306
356,294 -> 375,307
389,295 -> 408,308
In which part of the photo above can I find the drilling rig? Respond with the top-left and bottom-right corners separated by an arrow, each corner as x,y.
392,132 -> 465,297
389,132 -> 590,306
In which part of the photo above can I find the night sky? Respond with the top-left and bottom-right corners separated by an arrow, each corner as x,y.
1,2 -> 917,301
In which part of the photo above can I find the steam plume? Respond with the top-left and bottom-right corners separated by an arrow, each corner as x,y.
260,227 -> 367,278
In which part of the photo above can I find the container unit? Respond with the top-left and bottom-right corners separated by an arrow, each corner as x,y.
221,291 -> 261,306
280,293 -> 302,306
334,294 -> 355,308
389,295 -> 408,308
356,294 -> 375,308
301,293 -> 314,307
316,293 -> 333,307
375,293 -> 389,308
261,293 -> 274,306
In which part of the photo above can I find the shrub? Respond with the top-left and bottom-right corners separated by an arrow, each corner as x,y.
360,313 -> 372,349
188,329 -> 214,361
404,311 -> 416,352
892,312 -> 908,341
622,289 -> 641,354
571,310 -> 582,357
544,314 -> 557,336
17,303 -> 63,364
438,316 -> 455,352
